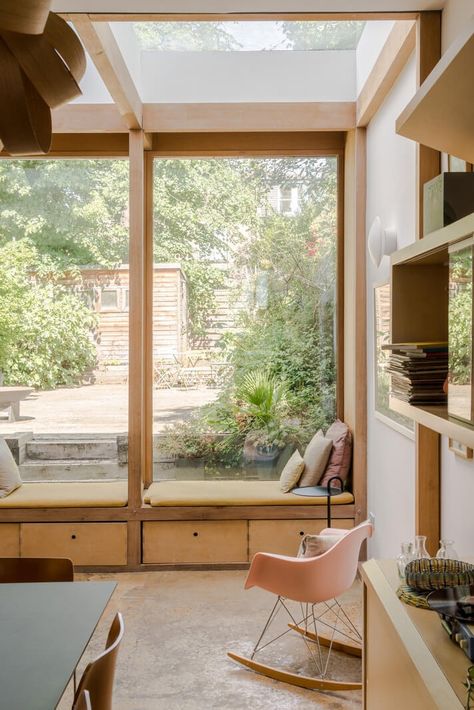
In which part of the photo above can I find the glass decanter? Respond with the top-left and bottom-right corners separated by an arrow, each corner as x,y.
436,539 -> 459,560
397,542 -> 413,578
412,535 -> 430,560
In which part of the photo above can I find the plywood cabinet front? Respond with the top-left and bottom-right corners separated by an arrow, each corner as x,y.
143,521 -> 248,564
249,519 -> 354,558
20,523 -> 127,566
0,523 -> 20,557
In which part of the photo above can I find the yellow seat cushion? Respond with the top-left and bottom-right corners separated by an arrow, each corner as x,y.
144,480 -> 354,506
0,480 -> 128,508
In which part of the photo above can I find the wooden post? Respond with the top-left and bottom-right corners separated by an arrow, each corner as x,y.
344,128 -> 367,527
128,129 -> 146,564
415,11 -> 442,555
143,150 -> 154,488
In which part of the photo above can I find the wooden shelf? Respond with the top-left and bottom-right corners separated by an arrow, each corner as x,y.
390,397 -> 474,448
396,19 -> 474,163
391,212 -> 474,265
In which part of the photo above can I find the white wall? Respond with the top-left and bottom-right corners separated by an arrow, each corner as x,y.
365,55 -> 417,558
364,0 -> 474,560
140,50 -> 356,103
356,21 -> 394,94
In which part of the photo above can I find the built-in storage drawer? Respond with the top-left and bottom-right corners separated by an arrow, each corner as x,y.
143,521 -> 248,564
248,519 -> 354,558
20,523 -> 127,566
0,523 -> 20,557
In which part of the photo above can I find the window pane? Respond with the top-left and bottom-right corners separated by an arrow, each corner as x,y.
0,159 -> 129,482
153,157 -> 338,482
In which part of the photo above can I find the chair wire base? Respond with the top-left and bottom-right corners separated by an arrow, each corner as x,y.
250,596 -> 362,680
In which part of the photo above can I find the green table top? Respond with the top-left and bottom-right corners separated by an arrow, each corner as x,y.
0,581 -> 116,710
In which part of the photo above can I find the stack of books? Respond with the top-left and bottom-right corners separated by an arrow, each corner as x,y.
383,342 -> 448,405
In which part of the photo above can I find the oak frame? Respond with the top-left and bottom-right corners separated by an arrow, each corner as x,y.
0,10 -> 427,568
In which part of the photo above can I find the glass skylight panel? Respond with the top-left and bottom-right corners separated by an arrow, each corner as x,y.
132,21 -> 366,52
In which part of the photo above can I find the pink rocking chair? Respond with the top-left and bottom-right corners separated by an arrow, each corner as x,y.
228,521 -> 372,692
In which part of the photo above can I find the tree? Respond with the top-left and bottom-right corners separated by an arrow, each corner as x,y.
133,21 -> 241,50
281,21 -> 365,50
0,240 -> 97,388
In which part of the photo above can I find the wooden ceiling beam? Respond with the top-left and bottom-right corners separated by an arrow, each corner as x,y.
143,102 -> 356,133
357,21 -> 416,126
73,16 -> 142,129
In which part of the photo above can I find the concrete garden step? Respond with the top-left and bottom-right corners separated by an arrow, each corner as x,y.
19,458 -> 125,481
26,438 -> 118,460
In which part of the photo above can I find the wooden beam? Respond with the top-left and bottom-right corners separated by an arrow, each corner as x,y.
357,21 -> 416,127
415,425 -> 440,556
143,102 -> 356,133
416,11 -> 441,239
143,151 -> 154,488
150,131 -> 345,154
414,11 -> 441,556
344,128 -> 367,527
128,130 -> 147,534
52,103 -> 128,132
73,17 -> 142,129
81,13 -> 420,22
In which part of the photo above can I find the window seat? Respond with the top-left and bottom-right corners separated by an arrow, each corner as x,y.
0,481 -> 128,508
144,480 -> 354,507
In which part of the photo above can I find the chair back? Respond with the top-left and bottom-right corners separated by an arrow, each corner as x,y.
74,690 -> 92,710
73,612 -> 124,710
245,521 -> 372,604
0,557 -> 74,583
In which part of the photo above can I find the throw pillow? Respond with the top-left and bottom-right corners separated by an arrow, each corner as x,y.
0,438 -> 22,498
279,449 -> 305,493
319,419 -> 353,488
297,532 -> 344,558
299,431 -> 333,487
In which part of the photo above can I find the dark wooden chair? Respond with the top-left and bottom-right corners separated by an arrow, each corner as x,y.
72,612 -> 124,710
0,557 -> 74,583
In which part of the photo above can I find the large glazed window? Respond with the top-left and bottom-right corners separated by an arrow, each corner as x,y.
0,159 -> 129,481
152,156 -> 338,481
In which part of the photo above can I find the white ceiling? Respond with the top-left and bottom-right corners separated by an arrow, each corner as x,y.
53,0 -> 445,13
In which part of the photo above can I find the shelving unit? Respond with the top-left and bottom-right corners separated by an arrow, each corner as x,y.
389,213 -> 474,446
396,19 -> 474,162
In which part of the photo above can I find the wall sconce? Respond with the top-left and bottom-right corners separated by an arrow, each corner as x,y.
367,216 -> 398,268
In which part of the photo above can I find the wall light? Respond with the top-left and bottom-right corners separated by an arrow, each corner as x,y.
367,216 -> 398,268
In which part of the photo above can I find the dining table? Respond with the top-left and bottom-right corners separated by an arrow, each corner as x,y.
0,580 -> 116,710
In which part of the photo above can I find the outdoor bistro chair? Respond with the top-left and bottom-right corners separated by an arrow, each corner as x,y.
0,557 -> 74,583
228,521 -> 372,692
72,612 -> 124,710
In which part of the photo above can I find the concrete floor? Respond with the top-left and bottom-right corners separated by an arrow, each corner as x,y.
0,385 -> 219,435
58,571 -> 362,710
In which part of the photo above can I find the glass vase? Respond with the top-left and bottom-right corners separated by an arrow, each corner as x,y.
397,542 -> 413,578
413,535 -> 430,560
436,539 -> 459,560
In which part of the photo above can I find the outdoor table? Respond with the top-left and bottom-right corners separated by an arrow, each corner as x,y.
0,581 -> 116,710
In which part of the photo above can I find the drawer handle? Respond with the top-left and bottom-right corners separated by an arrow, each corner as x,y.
193,532 -> 199,537
299,531 -> 305,536
71,534 -> 77,540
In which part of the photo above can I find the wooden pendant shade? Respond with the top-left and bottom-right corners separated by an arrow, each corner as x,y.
0,5 -> 86,155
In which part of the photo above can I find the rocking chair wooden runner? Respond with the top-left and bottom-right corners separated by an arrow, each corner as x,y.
228,521 -> 372,692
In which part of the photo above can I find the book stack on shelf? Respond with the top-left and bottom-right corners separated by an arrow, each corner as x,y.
383,342 -> 448,405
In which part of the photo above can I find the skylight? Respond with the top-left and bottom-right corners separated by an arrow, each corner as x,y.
133,21 -> 366,52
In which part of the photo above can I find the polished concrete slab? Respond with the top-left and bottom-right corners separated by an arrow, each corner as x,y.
59,570 -> 362,710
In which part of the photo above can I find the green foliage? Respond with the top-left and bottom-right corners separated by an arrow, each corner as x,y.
133,21 -> 241,50
0,160 -> 129,268
235,370 -> 288,429
281,21 -> 365,50
0,240 -> 97,389
449,284 -> 472,385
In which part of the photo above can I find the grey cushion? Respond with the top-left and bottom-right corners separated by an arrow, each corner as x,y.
279,449 -> 305,493
299,431 -> 333,487
0,438 -> 22,498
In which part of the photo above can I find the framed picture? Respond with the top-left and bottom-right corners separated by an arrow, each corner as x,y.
374,282 -> 414,435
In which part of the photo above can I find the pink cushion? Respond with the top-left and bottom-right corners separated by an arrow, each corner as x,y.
318,420 -> 352,488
